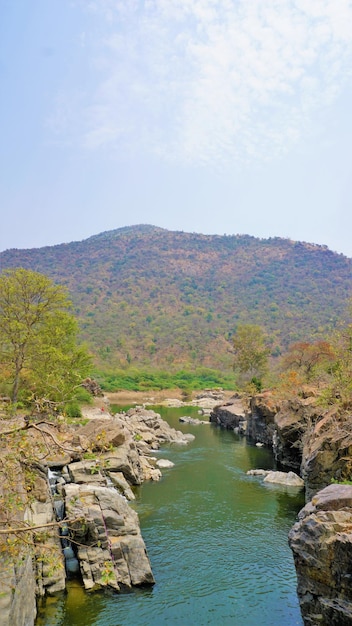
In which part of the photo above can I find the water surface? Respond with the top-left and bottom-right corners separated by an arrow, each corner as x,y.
36,405 -> 304,626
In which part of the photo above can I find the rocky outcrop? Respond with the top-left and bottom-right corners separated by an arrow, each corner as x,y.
300,409 -> 352,501
289,484 -> 352,625
245,393 -> 352,501
0,405 -> 193,625
179,416 -> 209,425
0,553 -> 37,626
64,484 -> 154,591
0,457 -> 65,626
210,396 -> 247,432
246,469 -> 304,487
263,470 -> 304,487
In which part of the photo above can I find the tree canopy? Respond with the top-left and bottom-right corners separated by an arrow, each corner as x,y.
0,268 -> 91,406
232,324 -> 269,383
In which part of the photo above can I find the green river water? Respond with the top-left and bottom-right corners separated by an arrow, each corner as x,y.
36,405 -> 304,626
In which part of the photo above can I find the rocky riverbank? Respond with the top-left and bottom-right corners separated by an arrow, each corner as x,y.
211,390 -> 352,625
0,402 -> 195,626
2,386 -> 352,626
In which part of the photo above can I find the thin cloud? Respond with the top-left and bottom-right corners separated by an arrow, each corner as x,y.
64,0 -> 352,166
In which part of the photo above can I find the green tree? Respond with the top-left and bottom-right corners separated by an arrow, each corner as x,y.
0,268 -> 91,406
232,324 -> 269,380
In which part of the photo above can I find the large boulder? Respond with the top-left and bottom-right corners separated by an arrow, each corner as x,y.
210,396 -> 247,431
116,407 -> 194,448
247,393 -> 278,445
289,484 -> 352,625
263,470 -> 304,487
64,483 -> 155,591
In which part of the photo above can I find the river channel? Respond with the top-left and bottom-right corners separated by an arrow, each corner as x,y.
36,405 -> 304,626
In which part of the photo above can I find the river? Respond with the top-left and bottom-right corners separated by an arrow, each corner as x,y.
36,405 -> 304,626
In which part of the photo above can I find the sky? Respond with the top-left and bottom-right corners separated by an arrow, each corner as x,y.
1,0 -> 352,257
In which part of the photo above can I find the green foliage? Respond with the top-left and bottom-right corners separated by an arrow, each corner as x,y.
73,386 -> 93,404
0,268 -> 92,408
64,401 -> 82,418
94,367 -> 235,392
250,377 -> 263,392
232,324 -> 270,381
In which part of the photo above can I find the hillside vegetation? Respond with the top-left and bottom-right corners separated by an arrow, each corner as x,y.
0,225 -> 351,372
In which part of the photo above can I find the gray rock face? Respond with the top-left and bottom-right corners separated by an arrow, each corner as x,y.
119,407 -> 194,447
0,461 -> 65,626
64,483 -> 155,591
289,484 -> 352,625
0,554 -> 37,626
210,397 -> 247,431
247,394 -> 278,445
0,404 -> 194,622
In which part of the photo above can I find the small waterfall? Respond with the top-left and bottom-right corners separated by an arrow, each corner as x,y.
47,468 -> 80,575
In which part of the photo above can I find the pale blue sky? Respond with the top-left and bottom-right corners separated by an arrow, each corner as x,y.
1,0 -> 352,256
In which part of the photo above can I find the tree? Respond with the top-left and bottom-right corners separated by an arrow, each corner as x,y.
232,324 -> 269,381
281,341 -> 335,382
0,268 -> 91,406
324,322 -> 352,408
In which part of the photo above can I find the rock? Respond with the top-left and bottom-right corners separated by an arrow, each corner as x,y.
263,470 -> 304,487
165,398 -> 184,407
74,418 -> 126,450
68,442 -> 144,487
138,456 -> 162,481
195,389 -> 224,401
247,393 -> 278,446
300,409 -> 352,500
246,469 -> 270,476
81,378 -> 104,397
179,416 -> 209,425
107,471 -> 135,500
0,554 -> 37,626
24,479 -> 66,596
117,407 -> 194,449
156,459 -> 175,469
210,397 -> 247,430
64,484 -> 154,591
289,484 -> 352,625
67,460 -> 106,485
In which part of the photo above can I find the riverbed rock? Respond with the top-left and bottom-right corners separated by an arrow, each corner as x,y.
289,484 -> 352,625
263,470 -> 304,487
246,394 -> 352,502
64,483 -> 155,591
179,416 -> 209,425
156,459 -> 175,469
210,396 -> 247,431
74,418 -> 126,450
247,393 -> 279,446
107,471 -> 135,500
115,407 -> 195,449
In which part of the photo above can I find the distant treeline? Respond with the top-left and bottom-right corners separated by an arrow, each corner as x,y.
95,367 -> 235,392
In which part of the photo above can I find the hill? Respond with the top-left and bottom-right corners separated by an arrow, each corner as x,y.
0,225 -> 351,371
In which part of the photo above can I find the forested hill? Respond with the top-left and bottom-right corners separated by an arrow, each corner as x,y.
1,225 -> 351,371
